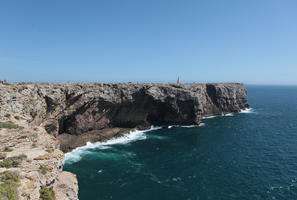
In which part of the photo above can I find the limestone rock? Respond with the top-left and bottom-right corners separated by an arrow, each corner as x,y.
0,153 -> 6,159
0,83 -> 249,136
0,125 -> 78,200
54,171 -> 79,200
0,82 -> 249,200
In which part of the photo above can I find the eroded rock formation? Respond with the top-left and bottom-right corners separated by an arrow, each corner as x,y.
0,82 -> 249,199
0,83 -> 249,137
0,121 -> 78,200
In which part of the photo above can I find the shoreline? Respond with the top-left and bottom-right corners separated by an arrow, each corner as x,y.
60,108 -> 254,154
64,108 -> 254,164
0,82 -> 249,199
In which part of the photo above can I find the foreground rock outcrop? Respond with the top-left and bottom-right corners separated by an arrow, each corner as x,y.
0,82 -> 249,199
0,120 -> 78,200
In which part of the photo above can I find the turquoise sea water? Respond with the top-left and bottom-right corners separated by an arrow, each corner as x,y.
64,86 -> 297,200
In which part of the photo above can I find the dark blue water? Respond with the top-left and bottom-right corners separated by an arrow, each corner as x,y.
64,86 -> 297,200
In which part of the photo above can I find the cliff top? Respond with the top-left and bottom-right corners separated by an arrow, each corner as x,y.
2,82 -> 244,87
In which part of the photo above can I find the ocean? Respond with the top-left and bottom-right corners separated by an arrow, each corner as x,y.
64,86 -> 297,200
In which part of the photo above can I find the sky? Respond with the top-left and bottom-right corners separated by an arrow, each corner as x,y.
0,0 -> 296,84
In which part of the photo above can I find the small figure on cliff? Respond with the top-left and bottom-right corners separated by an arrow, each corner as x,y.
177,77 -> 180,84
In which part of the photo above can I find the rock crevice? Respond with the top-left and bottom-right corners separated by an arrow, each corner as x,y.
0,83 -> 249,136
0,82 -> 249,200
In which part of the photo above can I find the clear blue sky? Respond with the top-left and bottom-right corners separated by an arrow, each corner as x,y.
0,0 -> 296,84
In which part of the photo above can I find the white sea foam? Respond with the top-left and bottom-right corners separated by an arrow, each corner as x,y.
180,125 -> 198,128
167,123 -> 205,128
202,108 -> 255,119
64,126 -> 162,164
202,115 -> 216,119
240,108 -> 254,114
199,123 -> 206,127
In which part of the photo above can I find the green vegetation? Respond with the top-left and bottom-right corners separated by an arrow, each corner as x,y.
0,171 -> 19,183
0,121 -> 23,129
3,147 -> 13,152
0,155 -> 27,168
28,133 -> 38,141
18,135 -> 27,139
31,143 -> 37,148
46,148 -> 54,153
39,165 -> 50,175
0,171 -> 19,200
39,186 -> 56,200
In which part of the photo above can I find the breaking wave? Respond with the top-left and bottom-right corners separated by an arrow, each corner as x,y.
201,108 -> 255,120
64,126 -> 162,164
223,113 -> 234,117
202,115 -> 216,119
240,108 -> 255,114
167,123 -> 205,129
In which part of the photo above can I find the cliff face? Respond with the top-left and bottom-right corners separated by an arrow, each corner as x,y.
0,121 -> 78,200
0,82 -> 248,199
0,83 -> 249,136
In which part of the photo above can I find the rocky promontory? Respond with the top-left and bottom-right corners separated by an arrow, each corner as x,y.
0,120 -> 78,200
0,83 -> 248,133
0,82 -> 249,199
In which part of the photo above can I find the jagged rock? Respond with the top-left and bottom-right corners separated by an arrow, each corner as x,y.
0,83 -> 249,136
0,82 -> 249,200
0,153 -> 6,159
0,125 -> 78,200
54,171 -> 79,200
33,153 -> 51,160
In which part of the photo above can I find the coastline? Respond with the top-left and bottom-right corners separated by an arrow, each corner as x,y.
0,82 -> 249,199
64,107 -> 253,164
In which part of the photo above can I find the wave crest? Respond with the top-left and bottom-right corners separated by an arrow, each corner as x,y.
64,126 -> 161,164
240,108 -> 255,114
167,123 -> 205,129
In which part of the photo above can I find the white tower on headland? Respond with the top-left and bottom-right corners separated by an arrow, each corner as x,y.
177,77 -> 180,84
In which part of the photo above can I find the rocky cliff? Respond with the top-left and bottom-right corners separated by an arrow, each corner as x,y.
0,83 -> 248,135
0,120 -> 78,200
0,82 -> 248,199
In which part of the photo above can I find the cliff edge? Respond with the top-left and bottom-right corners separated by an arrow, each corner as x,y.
0,82 -> 248,199
0,120 -> 78,200
0,83 -> 248,134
